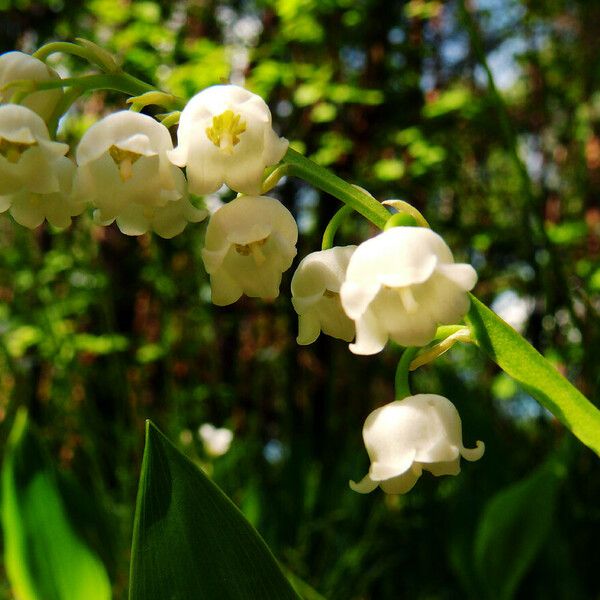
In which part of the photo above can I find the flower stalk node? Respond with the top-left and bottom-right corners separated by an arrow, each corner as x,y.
409,327 -> 473,371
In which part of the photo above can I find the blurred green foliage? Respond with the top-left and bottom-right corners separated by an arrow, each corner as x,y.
0,0 -> 599,598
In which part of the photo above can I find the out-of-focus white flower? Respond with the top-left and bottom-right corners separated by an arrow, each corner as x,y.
350,394 -> 484,495
75,111 -> 206,238
291,246 -> 356,345
202,195 -> 298,305
198,423 -> 234,458
0,104 -> 82,228
340,227 -> 477,355
0,51 -> 63,122
169,85 -> 288,196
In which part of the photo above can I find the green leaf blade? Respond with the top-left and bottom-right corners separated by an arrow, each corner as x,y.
1,410 -> 112,600
467,294 -> 600,456
473,453 -> 566,600
129,421 -> 299,600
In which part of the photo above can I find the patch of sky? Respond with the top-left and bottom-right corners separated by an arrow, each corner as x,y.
387,26 -> 405,45
491,289 -> 535,333
496,393 -> 552,422
340,46 -> 367,74
296,186 -> 319,234
519,134 -> 544,183
263,439 -> 285,465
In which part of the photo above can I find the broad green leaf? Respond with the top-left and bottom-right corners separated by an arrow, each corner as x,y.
473,451 -> 566,600
129,421 -> 299,600
1,410 -> 112,600
466,294 -> 600,456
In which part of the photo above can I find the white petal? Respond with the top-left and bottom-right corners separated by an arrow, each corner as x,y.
76,111 -> 172,164
436,263 -> 478,291
210,269 -> 244,306
0,52 -> 63,121
461,440 -> 485,462
349,310 -> 388,355
297,312 -> 321,345
9,191 -> 45,229
379,469 -> 421,494
349,474 -> 379,494
340,281 -> 381,321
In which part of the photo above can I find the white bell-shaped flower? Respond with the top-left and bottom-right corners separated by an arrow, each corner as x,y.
0,104 -> 83,228
350,394 -> 484,495
169,85 -> 288,196
340,227 -> 477,355
291,246 -> 356,345
198,423 -> 234,458
202,195 -> 298,305
0,51 -> 63,122
75,111 -> 206,238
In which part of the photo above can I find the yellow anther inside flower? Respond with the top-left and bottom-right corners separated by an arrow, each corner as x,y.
323,289 -> 338,299
235,237 -> 267,265
205,110 -> 247,155
109,145 -> 141,182
0,137 -> 36,163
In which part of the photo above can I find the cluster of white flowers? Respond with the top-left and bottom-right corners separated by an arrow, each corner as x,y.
1,48 -> 484,495
0,52 -> 288,239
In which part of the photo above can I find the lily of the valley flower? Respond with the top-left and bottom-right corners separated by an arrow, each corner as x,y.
350,394 -> 484,494
75,111 -> 206,238
291,246 -> 356,345
340,227 -> 477,355
169,85 -> 288,196
202,195 -> 298,305
198,423 -> 234,458
0,51 -> 63,122
0,104 -> 82,228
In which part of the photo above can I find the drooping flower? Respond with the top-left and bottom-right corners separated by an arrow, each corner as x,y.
340,226 -> 477,355
169,85 -> 288,196
75,111 -> 206,238
0,51 -> 63,122
350,394 -> 484,495
198,423 -> 234,458
0,104 -> 83,228
291,246 -> 356,345
202,195 -> 298,305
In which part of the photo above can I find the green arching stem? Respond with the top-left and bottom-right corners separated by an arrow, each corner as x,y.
32,41 -> 99,65
159,111 -> 181,129
394,347 -> 419,400
11,73 -> 163,103
321,204 -> 354,250
126,91 -> 184,112
283,147 -> 390,229
261,163 -> 290,194
46,86 -> 83,136
383,213 -> 417,230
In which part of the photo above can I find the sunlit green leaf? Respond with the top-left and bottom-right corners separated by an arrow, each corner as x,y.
1,410 -> 112,600
467,295 -> 600,455
129,421 -> 299,600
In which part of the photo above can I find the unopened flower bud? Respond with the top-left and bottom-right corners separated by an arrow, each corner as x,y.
0,51 -> 63,121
